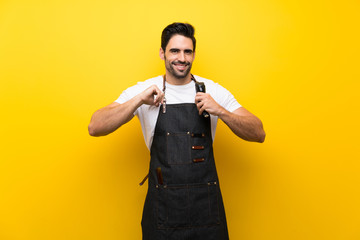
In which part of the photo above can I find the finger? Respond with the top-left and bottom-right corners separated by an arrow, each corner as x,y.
195,92 -> 204,102
159,93 -> 165,103
196,102 -> 202,111
154,92 -> 164,105
152,86 -> 162,103
155,86 -> 162,96
154,94 -> 163,107
197,102 -> 206,115
198,105 -> 204,115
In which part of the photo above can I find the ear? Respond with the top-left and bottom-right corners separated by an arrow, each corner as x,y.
159,48 -> 165,60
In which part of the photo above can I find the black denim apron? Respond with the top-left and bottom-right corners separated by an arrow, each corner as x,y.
141,103 -> 229,240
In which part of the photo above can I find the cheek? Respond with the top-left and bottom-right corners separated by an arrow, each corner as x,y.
166,57 -> 177,64
166,54 -> 176,61
186,55 -> 194,62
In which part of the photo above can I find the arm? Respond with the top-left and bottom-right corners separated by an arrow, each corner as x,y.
88,85 -> 164,136
195,92 -> 266,143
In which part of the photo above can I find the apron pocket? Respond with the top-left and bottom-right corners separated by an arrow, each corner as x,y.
156,182 -> 220,229
166,132 -> 192,165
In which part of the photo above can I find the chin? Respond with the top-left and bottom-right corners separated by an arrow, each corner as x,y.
175,73 -> 187,78
175,70 -> 191,79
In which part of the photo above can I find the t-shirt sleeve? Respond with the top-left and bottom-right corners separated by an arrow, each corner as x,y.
115,90 -> 131,104
114,84 -> 143,116
113,77 -> 162,116
215,83 -> 242,112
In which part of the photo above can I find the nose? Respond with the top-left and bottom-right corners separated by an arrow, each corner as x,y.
178,51 -> 185,62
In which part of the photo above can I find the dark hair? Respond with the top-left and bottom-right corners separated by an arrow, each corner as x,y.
161,22 -> 196,51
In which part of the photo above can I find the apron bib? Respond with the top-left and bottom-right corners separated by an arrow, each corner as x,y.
141,103 -> 229,240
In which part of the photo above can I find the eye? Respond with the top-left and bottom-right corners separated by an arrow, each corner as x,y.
184,50 -> 193,54
170,49 -> 179,53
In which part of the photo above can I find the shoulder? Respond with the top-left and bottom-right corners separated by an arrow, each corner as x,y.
130,76 -> 163,90
193,75 -> 216,85
115,76 -> 163,104
139,75 -> 163,86
123,76 -> 163,95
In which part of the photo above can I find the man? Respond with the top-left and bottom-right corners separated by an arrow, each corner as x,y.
88,22 -> 265,240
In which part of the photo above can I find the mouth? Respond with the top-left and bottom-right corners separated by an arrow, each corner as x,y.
172,62 -> 189,71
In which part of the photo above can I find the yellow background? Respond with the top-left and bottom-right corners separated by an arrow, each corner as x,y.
1,0 -> 359,239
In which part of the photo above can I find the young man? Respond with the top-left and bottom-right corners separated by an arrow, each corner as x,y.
88,22 -> 265,240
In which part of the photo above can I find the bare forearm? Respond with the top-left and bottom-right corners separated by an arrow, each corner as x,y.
88,95 -> 142,136
219,108 -> 266,143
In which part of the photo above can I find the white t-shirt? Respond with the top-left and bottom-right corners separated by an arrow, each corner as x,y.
115,75 -> 242,149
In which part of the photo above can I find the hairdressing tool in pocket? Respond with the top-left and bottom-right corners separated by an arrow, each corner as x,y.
156,167 -> 164,185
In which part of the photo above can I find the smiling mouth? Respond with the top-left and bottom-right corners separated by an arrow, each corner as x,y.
173,62 -> 189,71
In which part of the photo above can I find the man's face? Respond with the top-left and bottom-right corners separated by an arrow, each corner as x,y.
160,34 -> 195,79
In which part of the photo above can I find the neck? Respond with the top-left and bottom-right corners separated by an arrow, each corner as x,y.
164,72 -> 192,85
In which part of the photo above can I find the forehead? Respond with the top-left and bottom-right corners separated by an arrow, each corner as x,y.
166,34 -> 194,50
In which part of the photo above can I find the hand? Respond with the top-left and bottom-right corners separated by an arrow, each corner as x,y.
195,92 -> 224,116
140,85 -> 165,107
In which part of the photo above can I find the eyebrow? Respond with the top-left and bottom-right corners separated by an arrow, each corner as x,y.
169,48 -> 193,52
